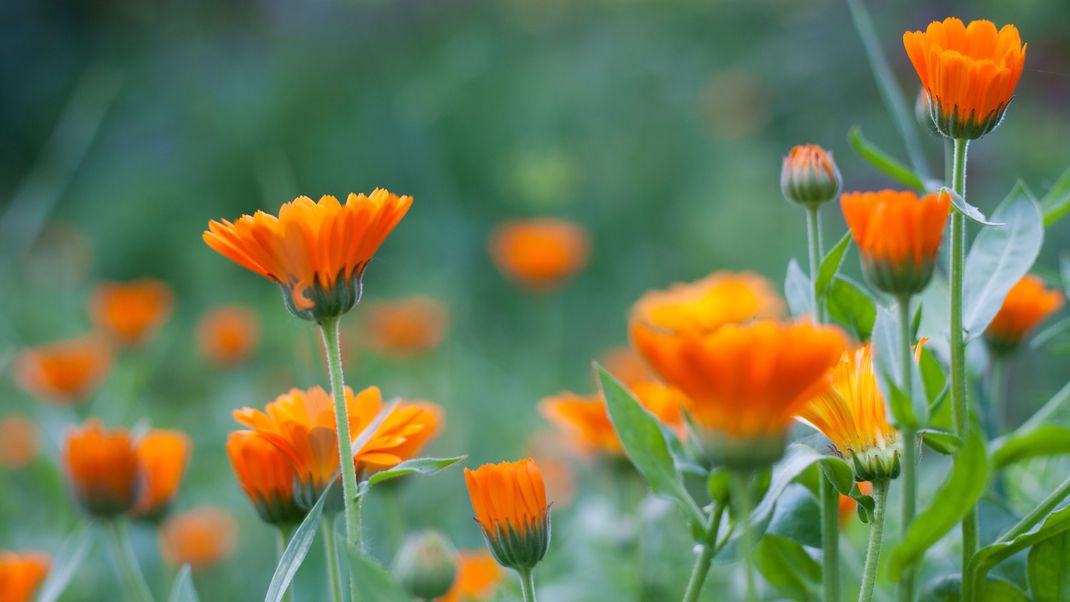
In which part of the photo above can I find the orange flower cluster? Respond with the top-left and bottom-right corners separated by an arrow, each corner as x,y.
362,296 -> 450,358
197,305 -> 260,366
12,335 -> 112,405
0,551 -> 50,602
489,219 -> 590,291
985,275 -> 1065,354
90,279 -> 174,346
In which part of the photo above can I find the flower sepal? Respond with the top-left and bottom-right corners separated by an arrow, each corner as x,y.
848,443 -> 901,482
861,255 -> 937,297
928,96 -> 1011,141
478,514 -> 551,572
278,269 -> 364,324
706,431 -> 787,471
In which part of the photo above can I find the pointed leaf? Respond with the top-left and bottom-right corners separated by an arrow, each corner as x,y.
364,456 -> 466,489
815,232 -> 852,304
847,126 -> 926,190
168,565 -> 200,602
827,276 -> 877,341
920,429 -> 961,455
1041,165 -> 1070,227
265,480 -> 334,602
346,546 -> 415,602
750,444 -> 853,535
785,259 -> 812,318
991,425 -> 1070,471
38,527 -> 92,602
970,502 -> 1070,594
755,534 -> 822,601
1028,531 -> 1070,601
944,187 -> 1003,226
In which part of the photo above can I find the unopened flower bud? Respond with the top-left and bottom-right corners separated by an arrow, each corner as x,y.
781,145 -> 842,208
391,530 -> 458,599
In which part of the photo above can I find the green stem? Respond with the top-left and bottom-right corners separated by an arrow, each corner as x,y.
805,206 -> 824,320
1016,380 -> 1070,435
681,503 -> 724,602
988,358 -> 1007,439
820,474 -> 840,602
859,480 -> 889,602
276,525 -> 295,602
731,471 -> 757,602
897,296 -> 917,602
107,521 -> 153,602
322,517 -> 343,602
518,568 -> 538,602
318,317 -> 362,550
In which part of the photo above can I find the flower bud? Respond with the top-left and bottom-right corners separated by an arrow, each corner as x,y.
915,88 -> 940,136
391,530 -> 458,599
781,145 -> 842,208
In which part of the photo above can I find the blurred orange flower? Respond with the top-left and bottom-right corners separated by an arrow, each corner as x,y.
363,296 -> 449,357
438,550 -> 502,602
158,506 -> 237,570
197,305 -> 260,366
90,279 -> 173,346
0,416 -> 39,469
203,191 -> 411,321
132,429 -> 192,520
226,431 -> 306,526
985,275 -> 1065,354
599,347 -> 655,388
63,420 -> 139,517
464,459 -> 549,570
0,550 -> 50,602
12,335 -> 112,405
488,218 -> 590,291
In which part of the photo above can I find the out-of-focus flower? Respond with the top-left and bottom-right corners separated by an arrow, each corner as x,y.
197,306 -> 260,366
699,70 -> 769,139
798,344 -> 900,481
158,506 -> 237,570
838,482 -> 873,525
0,550 -> 50,602
0,416 -> 39,469
63,420 -> 139,517
12,335 -> 112,405
392,530 -> 458,600
985,275 -> 1065,355
464,459 -> 550,571
90,279 -> 174,346
132,430 -> 191,520
841,190 -> 950,296
780,145 -> 842,208
488,219 -> 590,291
527,431 -> 575,508
203,191 -> 411,322
363,296 -> 449,358
438,550 -> 503,602
914,89 -> 940,136
904,18 -> 1026,139
599,347 -> 654,388
226,431 -> 306,526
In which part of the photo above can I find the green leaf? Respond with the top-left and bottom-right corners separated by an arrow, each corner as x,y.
345,547 -> 411,602
921,575 -> 1029,602
755,534 -> 822,601
847,126 -> 926,190
871,306 -> 927,428
888,430 -> 988,581
767,484 -> 822,548
167,565 -> 200,602
786,259 -> 813,318
1031,317 -> 1070,351
945,186 -> 1003,226
815,232 -> 852,304
963,185 -> 1044,338
1028,531 -> 1070,601
750,444 -> 853,537
38,527 -> 92,602
827,276 -> 877,341
970,503 -> 1070,595
1041,165 -> 1070,227
363,456 -> 467,491
991,425 -> 1070,471
265,480 -> 333,602
1062,254 -> 1070,298
921,429 -> 961,455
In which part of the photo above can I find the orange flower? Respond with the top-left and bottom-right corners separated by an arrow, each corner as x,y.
488,219 -> 590,291
90,279 -> 174,346
63,420 -> 139,517
904,18 -> 1026,139
132,430 -> 191,520
158,506 -> 237,570
599,347 -> 655,388
781,145 -> 842,207
634,320 -> 847,467
841,190 -> 950,296
363,296 -> 449,357
985,275 -> 1065,354
197,305 -> 260,366
798,344 -> 900,481
226,431 -> 305,525
464,459 -> 550,571
233,386 -> 441,507
203,191 -> 412,321
438,550 -> 503,602
838,482 -> 873,525
0,550 -> 50,602
0,416 -> 39,469
12,335 -> 112,405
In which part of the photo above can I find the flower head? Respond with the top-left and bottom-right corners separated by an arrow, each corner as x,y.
0,550 -> 50,602
0,416 -> 39,469
12,335 -> 112,405
599,347 -> 656,388
464,459 -> 550,572
90,279 -> 174,346
197,306 -> 260,366
488,219 -> 590,291
362,296 -> 450,358
904,18 -> 1026,139
438,550 -> 502,602
203,190 -> 412,322
226,431 -> 306,526
63,420 -> 140,517
841,190 -> 950,296
985,275 -> 1065,355
392,530 -> 459,599
158,506 -> 237,570
781,145 -> 842,207
132,429 -> 191,520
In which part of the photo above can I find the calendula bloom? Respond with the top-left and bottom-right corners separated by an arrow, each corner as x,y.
90,279 -> 174,346
63,420 -> 139,517
464,459 -> 550,571
158,506 -> 237,570
132,429 -> 192,520
0,416 -> 39,469
0,550 -> 50,602
780,145 -> 842,207
197,305 -> 260,366
904,18 -> 1026,139
439,550 -> 503,602
226,431 -> 306,526
12,335 -> 112,405
634,320 -> 847,468
841,190 -> 950,296
797,344 -> 901,481
985,275 -> 1065,355
363,296 -> 450,357
203,190 -> 412,322
599,347 -> 655,388
488,219 -> 590,291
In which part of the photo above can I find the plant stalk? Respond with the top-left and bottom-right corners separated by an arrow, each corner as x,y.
322,517 -> 343,602
731,471 -> 758,602
319,317 -> 362,549
820,474 -> 841,602
805,206 -> 825,320
859,480 -> 889,602
107,521 -> 153,602
897,295 -> 917,602
276,525 -> 295,602
518,568 -> 538,602
681,503 -> 724,602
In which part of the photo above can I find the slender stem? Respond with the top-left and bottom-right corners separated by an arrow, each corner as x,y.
276,526 -> 295,602
518,568 -> 538,602
731,471 -> 757,602
859,480 -> 889,602
681,503 -> 724,602
318,317 -> 362,549
107,521 -> 153,602
897,296 -> 917,602
322,517 -> 343,602
820,474 -> 840,602
805,206 -> 824,320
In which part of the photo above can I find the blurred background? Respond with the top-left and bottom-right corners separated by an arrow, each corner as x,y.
2,0 -> 1069,599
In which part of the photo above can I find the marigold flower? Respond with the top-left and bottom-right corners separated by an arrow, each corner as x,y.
90,279 -> 174,346
197,305 -> 260,366
438,550 -> 502,602
599,347 -> 655,388
634,320 -> 847,468
0,416 -> 39,469
132,430 -> 191,520
464,459 -> 550,571
0,550 -> 50,602
363,296 -> 450,357
488,219 -> 590,291
63,420 -> 139,517
158,506 -> 237,570
12,335 -> 112,405
781,145 -> 842,207
203,191 -> 412,322
797,344 -> 901,481
226,431 -> 306,526
841,190 -> 950,296
985,275 -> 1065,355
904,18 -> 1026,140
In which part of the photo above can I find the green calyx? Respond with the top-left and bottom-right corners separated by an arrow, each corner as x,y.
781,161 -> 842,208
278,266 -> 366,323
927,96 -> 1010,141
862,254 -> 936,297
480,513 -> 551,572
847,441 -> 902,482
706,431 -> 787,471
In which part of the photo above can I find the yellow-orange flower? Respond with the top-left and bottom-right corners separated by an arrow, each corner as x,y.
226,431 -> 305,525
797,344 -> 900,481
0,550 -> 50,602
90,279 -> 174,346
0,416 -> 39,469
841,190 -> 950,296
132,430 -> 191,520
904,18 -> 1026,139
362,296 -> 449,357
985,275 -> 1065,354
12,335 -> 112,405
158,506 -> 237,570
488,219 -> 590,291
203,191 -> 412,321
63,420 -> 139,517
599,347 -> 655,388
438,550 -> 503,602
464,459 -> 550,571
197,305 -> 260,366
781,144 -> 842,207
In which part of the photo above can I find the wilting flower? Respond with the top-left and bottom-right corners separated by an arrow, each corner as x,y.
203,191 -> 412,322
464,459 -> 550,571
132,430 -> 192,520
0,416 -> 39,469
90,279 -> 174,346
197,306 -> 260,366
63,420 -> 140,517
797,344 -> 901,481
439,550 -> 503,602
363,296 -> 450,358
0,550 -> 50,602
158,506 -> 237,570
904,18 -> 1026,139
488,219 -> 590,291
226,431 -> 306,526
985,275 -> 1065,355
634,320 -> 847,468
781,145 -> 842,207
12,335 -> 112,405
841,190 -> 950,296
233,386 -> 441,508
